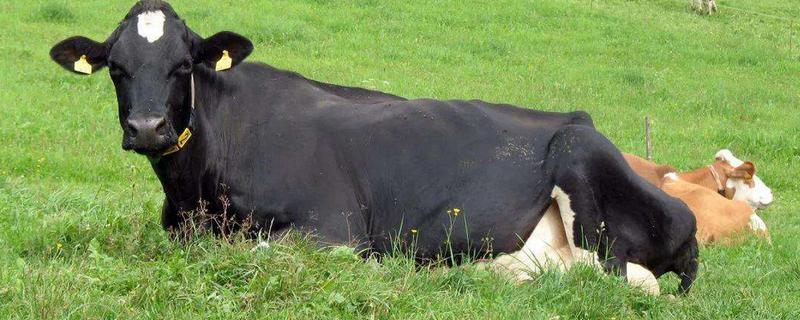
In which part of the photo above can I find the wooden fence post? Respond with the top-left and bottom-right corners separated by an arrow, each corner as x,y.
645,117 -> 653,161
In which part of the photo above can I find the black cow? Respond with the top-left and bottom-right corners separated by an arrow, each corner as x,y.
50,1 -> 698,294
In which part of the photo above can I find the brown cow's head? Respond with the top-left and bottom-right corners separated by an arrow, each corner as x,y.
714,150 -> 774,209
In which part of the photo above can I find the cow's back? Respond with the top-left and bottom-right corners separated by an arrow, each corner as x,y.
623,153 -> 677,187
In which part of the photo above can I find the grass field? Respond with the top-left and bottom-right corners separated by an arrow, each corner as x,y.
1,0 -> 799,318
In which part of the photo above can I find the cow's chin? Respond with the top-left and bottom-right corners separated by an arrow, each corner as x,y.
749,202 -> 767,210
122,138 -> 176,157
132,147 -> 168,157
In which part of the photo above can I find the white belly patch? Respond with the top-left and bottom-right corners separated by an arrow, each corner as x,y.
484,186 -> 661,295
489,202 -> 573,281
137,11 -> 166,43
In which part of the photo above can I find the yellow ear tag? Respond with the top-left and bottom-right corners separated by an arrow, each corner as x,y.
74,55 -> 92,75
215,50 -> 232,71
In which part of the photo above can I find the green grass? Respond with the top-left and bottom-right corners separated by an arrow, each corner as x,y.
2,0 -> 799,318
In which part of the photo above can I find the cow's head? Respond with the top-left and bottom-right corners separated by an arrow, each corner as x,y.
714,150 -> 774,209
49,0 -> 253,156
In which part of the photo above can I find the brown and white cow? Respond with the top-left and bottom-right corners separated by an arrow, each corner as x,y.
623,150 -> 774,209
623,150 -> 772,240
661,173 -> 769,244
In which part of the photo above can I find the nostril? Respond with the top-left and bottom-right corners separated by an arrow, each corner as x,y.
126,117 -> 166,138
127,120 -> 140,137
154,118 -> 167,135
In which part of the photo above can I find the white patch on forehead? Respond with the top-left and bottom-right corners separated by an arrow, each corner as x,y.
715,149 -> 744,167
137,11 -> 166,43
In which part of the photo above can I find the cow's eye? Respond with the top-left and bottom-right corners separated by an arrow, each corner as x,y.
171,60 -> 192,76
108,61 -> 129,78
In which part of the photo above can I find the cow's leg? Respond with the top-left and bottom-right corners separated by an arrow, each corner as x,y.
550,163 -> 663,295
546,126 -> 696,292
551,184 -> 669,296
748,214 -> 768,233
748,214 -> 771,242
161,198 -> 183,235
550,184 -> 633,274
550,186 -> 603,268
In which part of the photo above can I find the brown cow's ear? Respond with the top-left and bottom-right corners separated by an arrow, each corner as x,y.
729,161 -> 756,179
50,36 -> 108,75
193,31 -> 253,72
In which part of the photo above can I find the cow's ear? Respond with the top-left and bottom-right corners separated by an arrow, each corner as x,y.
50,36 -> 108,75
728,161 -> 756,179
194,31 -> 253,72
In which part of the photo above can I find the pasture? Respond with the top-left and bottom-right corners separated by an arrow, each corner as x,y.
1,0 -> 799,318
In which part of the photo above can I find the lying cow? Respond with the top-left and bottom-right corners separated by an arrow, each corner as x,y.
661,173 -> 769,244
49,0 -> 699,294
624,151 -> 771,242
623,151 -> 774,209
691,0 -> 718,14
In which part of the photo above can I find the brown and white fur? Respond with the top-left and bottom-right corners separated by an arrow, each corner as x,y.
661,173 -> 767,244
623,150 -> 774,209
624,150 -> 772,240
691,0 -> 718,15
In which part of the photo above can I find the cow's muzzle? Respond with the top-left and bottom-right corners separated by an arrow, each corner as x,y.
123,116 -> 175,155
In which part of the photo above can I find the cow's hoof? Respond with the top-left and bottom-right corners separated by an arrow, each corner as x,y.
748,214 -> 768,233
